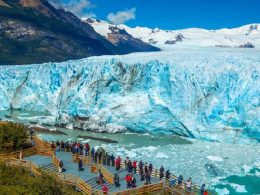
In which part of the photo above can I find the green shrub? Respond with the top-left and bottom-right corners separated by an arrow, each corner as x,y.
0,122 -> 28,151
0,163 -> 80,195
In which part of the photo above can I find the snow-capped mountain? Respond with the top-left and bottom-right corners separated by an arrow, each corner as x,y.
86,18 -> 260,50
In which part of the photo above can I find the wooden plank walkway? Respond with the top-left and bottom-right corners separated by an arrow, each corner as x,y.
0,135 -> 215,195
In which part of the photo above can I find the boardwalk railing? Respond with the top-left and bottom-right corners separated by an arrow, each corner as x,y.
111,182 -> 164,195
72,153 -> 92,165
1,157 -> 42,176
52,154 -> 60,168
100,165 -> 114,184
77,177 -> 93,195
0,147 -> 37,160
32,135 -> 52,151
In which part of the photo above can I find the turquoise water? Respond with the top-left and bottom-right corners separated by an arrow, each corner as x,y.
0,110 -> 259,194
213,168 -> 260,194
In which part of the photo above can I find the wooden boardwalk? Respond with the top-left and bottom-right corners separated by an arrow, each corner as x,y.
0,135 -> 214,195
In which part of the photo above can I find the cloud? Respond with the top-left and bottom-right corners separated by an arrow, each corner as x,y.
49,0 -> 96,19
107,8 -> 136,24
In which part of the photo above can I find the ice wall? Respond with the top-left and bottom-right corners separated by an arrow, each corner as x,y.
0,49 -> 259,143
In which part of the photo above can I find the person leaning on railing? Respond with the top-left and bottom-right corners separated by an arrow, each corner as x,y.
166,170 -> 170,180
159,166 -> 165,180
186,178 -> 192,192
178,175 -> 183,185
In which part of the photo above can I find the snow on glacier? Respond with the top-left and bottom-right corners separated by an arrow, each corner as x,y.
0,47 -> 259,143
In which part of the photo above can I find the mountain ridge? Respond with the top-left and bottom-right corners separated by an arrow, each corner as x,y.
0,0 -> 159,65
87,18 -> 260,49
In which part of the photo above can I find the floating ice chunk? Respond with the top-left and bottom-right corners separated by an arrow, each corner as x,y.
230,183 -> 247,193
155,152 -> 169,159
215,188 -> 230,195
207,156 -> 224,162
81,139 -> 91,143
142,146 -> 158,151
66,123 -> 73,130
242,165 -> 251,174
104,123 -> 127,133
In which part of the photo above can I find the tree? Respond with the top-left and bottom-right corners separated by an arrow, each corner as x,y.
0,122 -> 28,151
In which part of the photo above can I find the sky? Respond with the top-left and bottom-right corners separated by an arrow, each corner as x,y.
51,0 -> 260,30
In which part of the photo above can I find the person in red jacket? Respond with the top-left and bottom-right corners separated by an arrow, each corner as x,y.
203,190 -> 208,195
115,156 -> 121,171
102,184 -> 108,194
125,174 -> 132,188
84,143 -> 90,156
132,160 -> 137,174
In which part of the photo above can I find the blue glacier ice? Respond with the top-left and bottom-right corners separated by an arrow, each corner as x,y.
0,48 -> 259,143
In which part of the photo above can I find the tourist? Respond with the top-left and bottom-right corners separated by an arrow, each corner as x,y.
128,160 -> 133,173
106,154 -> 111,166
131,175 -> 137,188
114,173 -> 121,188
51,141 -> 55,150
140,168 -> 145,181
19,150 -> 23,162
169,179 -> 176,187
78,159 -> 83,171
59,160 -> 63,173
65,141 -> 69,152
159,166 -> 164,180
91,148 -> 95,159
145,172 -> 151,185
71,142 -> 76,153
166,170 -> 171,180
144,163 -> 148,174
125,174 -> 132,188
98,150 -> 102,164
74,142 -> 78,154
56,140 -> 60,151
178,175 -> 183,185
115,156 -> 121,171
132,160 -> 137,174
125,157 -> 129,171
201,184 -> 206,195
203,190 -> 208,195
138,160 -> 144,172
186,178 -> 192,192
97,170 -> 104,184
61,141 -> 64,151
148,163 -> 153,173
94,151 -> 98,163
85,143 -> 90,156
111,154 -> 115,166
102,184 -> 108,194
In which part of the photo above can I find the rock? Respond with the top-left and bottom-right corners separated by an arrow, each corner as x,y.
29,125 -> 67,135
238,42 -> 255,48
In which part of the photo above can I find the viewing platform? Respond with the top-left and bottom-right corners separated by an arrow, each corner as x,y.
0,134 -> 214,195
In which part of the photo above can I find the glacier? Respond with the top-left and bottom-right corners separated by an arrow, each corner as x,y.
0,47 -> 259,143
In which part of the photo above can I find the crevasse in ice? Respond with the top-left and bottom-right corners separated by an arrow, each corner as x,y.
0,48 -> 259,143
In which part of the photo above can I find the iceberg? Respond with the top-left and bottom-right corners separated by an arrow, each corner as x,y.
0,48 -> 259,143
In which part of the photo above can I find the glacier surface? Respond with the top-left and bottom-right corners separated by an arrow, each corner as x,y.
0,48 -> 259,143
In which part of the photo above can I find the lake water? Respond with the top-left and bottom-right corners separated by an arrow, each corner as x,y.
0,110 -> 259,194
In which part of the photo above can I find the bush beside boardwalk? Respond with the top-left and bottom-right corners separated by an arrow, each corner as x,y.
0,122 -> 28,151
0,163 -> 80,195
